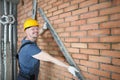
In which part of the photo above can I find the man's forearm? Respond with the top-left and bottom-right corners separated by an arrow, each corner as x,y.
32,51 -> 69,68
50,56 -> 69,68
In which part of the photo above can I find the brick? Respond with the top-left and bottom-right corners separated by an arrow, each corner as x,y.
65,26 -> 79,32
71,31 -> 87,37
64,43 -> 70,47
88,68 -> 110,77
88,43 -> 110,49
58,2 -> 70,9
58,22 -> 70,28
24,6 -> 32,13
100,36 -> 120,42
24,2 -> 32,13
27,11 -> 32,17
53,9 -> 63,16
65,38 -> 79,42
80,24 -> 98,30
79,0 -> 98,8
112,58 -> 120,66
100,50 -> 120,58
48,0 -> 57,4
59,32 -> 70,37
112,73 -> 120,80
50,15 -> 58,20
100,20 -> 120,29
48,7 -> 57,13
111,28 -> 120,35
67,48 -> 79,53
100,64 -> 120,73
65,15 -> 79,22
89,56 -> 111,63
64,71 -> 74,78
71,43 -> 87,48
80,11 -> 98,19
53,18 -> 64,24
71,20 -> 86,26
49,51 -> 59,55
74,59 -> 79,64
47,12 -> 52,17
71,0 -> 85,5
72,54 -> 88,60
40,3 -> 47,8
51,23 -> 58,29
87,16 -> 108,24
26,2 -> 33,8
39,42 -> 48,46
89,2 -> 111,11
55,28 -> 64,33
88,29 -> 110,36
80,48 -> 99,55
80,37 -> 98,42
44,5 -> 52,10
72,7 -> 88,15
83,72 -> 99,80
100,6 -> 120,15
52,0 -> 63,7
64,5 -> 78,12
80,60 -> 99,68
110,13 -> 120,20
100,77 -> 110,80
79,65 -> 87,72
48,20 -> 53,26
48,42 -> 58,47
112,43 -> 120,50
18,9 -> 25,16
59,12 -> 71,18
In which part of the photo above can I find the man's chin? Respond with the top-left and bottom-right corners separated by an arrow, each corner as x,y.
33,36 -> 38,39
34,36 -> 37,38
33,35 -> 38,37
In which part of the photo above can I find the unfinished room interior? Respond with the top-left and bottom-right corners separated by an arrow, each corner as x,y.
0,0 -> 120,80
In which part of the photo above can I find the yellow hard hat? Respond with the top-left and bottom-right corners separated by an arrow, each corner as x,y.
24,18 -> 39,30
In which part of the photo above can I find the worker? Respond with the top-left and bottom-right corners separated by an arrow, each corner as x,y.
17,18 -> 78,80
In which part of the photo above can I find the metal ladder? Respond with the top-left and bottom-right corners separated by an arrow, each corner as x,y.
38,8 -> 85,80
0,0 -> 19,80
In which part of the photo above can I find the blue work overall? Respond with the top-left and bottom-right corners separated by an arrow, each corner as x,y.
17,38 -> 41,80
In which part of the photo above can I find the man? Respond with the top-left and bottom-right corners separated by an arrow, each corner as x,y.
17,18 -> 78,80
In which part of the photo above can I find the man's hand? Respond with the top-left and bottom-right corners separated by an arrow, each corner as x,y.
39,22 -> 48,34
68,66 -> 79,77
42,22 -> 48,29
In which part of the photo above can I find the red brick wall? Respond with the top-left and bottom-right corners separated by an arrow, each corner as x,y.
17,0 -> 120,80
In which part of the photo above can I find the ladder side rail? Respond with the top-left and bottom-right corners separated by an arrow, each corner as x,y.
32,0 -> 37,19
12,3 -> 18,80
0,0 -> 3,79
0,1 -> 5,80
6,0 -> 13,80
3,0 -> 8,79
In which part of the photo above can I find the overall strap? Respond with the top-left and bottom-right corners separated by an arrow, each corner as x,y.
16,42 -> 33,59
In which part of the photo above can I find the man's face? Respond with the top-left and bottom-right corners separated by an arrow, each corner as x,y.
26,26 -> 39,39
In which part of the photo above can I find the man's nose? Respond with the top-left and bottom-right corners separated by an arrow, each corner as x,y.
34,29 -> 39,32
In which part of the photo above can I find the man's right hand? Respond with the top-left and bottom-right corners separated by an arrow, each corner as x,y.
67,66 -> 79,77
